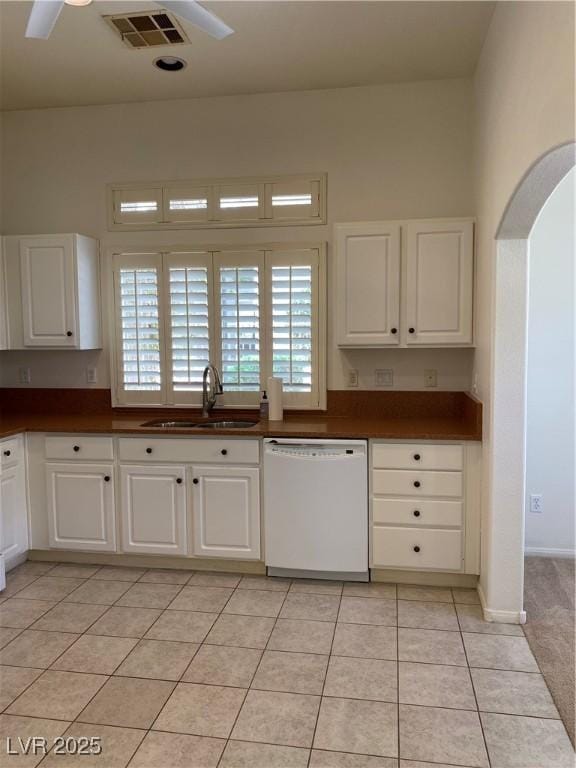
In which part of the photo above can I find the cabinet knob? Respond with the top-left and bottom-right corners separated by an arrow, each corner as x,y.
413,480 -> 421,488
391,327 -> 398,334
146,448 -> 152,454
73,445 -> 80,452
66,331 -> 73,337
104,476 -> 110,482
413,510 -> 421,517
192,478 -> 199,485
413,453 -> 421,461
413,545 -> 421,553
409,327 -> 415,334
221,449 -> 228,456
3,450 -> 10,457
176,478 -> 183,484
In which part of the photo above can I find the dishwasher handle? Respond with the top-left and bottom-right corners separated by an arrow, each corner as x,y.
265,443 -> 364,459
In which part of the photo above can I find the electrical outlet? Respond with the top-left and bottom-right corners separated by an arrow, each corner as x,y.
86,367 -> 98,385
375,369 -> 394,387
347,369 -> 359,388
530,494 -> 543,513
19,367 -> 31,385
424,369 -> 438,387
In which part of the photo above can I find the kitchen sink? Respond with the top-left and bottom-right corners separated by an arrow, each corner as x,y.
141,418 -> 258,429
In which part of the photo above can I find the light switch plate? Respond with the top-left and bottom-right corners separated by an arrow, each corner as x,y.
86,367 -> 98,385
424,369 -> 438,387
375,369 -> 393,387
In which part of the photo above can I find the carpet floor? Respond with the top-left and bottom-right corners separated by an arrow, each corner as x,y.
523,555 -> 575,746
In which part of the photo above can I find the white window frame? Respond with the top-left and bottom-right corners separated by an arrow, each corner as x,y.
108,174 -> 327,231
107,243 -> 326,410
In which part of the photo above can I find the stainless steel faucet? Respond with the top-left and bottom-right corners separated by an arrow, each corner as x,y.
202,364 -> 224,417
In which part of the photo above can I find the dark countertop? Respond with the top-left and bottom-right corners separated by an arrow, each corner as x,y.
0,389 -> 482,442
0,412 -> 481,442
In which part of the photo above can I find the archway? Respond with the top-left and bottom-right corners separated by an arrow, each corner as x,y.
480,142 -> 575,623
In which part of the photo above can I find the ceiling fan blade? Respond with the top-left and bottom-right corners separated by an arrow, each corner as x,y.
161,1 -> 234,40
25,0 -> 65,39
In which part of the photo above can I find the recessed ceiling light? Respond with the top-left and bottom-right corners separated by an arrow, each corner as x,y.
64,0 -> 93,6
154,56 -> 187,72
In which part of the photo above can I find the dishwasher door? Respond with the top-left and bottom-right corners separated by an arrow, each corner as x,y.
263,439 -> 368,577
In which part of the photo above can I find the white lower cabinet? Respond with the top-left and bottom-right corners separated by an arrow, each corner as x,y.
120,465 -> 187,555
46,463 -> 116,551
192,465 -> 260,560
1,463 -> 28,568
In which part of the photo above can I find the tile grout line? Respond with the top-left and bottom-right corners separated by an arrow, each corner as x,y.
305,582 -> 342,767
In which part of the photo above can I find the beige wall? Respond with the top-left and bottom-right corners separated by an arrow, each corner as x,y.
473,0 -> 575,614
474,0 -> 575,403
0,79 -> 474,391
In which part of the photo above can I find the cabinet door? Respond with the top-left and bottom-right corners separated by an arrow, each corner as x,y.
20,235 -> 77,346
336,223 -> 401,346
0,466 -> 28,568
192,466 -> 260,560
46,463 -> 116,551
120,465 -> 187,555
404,220 -> 473,345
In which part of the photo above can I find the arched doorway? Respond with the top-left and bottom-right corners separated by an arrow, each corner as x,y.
480,142 -> 575,623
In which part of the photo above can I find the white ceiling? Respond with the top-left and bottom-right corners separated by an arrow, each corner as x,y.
0,1 -> 495,111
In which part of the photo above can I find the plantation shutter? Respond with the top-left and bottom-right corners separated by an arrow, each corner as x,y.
266,249 -> 321,408
113,253 -> 165,404
214,251 -> 265,404
166,252 -> 212,404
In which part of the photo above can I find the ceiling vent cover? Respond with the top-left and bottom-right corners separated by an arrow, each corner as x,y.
104,10 -> 189,49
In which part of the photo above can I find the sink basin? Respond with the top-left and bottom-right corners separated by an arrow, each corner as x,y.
141,418 -> 258,429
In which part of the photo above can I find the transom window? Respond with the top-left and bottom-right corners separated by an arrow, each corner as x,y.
112,245 -> 325,409
109,174 -> 326,230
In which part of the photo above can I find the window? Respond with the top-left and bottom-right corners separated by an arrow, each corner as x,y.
113,253 -> 165,404
112,245 -> 325,408
108,174 -> 326,230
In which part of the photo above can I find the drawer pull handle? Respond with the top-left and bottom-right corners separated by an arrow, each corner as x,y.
146,448 -> 152,454
413,510 -> 421,517
413,453 -> 421,461
221,449 -> 228,456
66,331 -> 73,337
3,450 -> 10,457
73,445 -> 80,452
193,478 -> 199,485
391,327 -> 398,334
413,545 -> 421,553
413,480 -> 421,488
409,327 -> 415,334
104,476 -> 110,482
176,478 -> 183,484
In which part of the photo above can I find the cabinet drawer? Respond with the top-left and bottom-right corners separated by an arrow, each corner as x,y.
0,436 -> 24,469
373,469 -> 462,498
373,498 -> 462,528
373,526 -> 462,570
46,436 -> 114,462
372,443 -> 463,471
118,437 -> 259,465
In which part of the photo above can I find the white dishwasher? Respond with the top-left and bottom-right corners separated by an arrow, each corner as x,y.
263,438 -> 368,580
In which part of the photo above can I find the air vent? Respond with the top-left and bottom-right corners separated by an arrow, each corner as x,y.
104,10 -> 189,49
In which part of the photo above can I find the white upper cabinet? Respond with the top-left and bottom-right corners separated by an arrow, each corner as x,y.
4,234 -> 101,349
335,222 -> 401,346
335,218 -> 474,347
404,220 -> 474,346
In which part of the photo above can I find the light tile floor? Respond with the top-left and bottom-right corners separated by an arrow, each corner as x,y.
0,562 -> 574,768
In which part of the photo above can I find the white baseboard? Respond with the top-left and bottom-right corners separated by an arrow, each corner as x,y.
478,583 -> 527,625
525,547 -> 575,559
